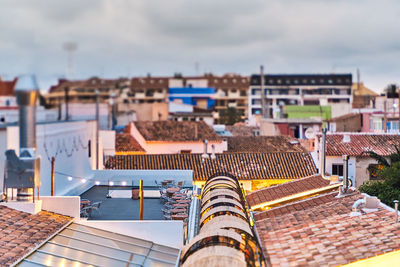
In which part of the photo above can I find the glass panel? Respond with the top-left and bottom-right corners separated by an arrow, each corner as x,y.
151,244 -> 179,256
143,258 -> 175,267
39,243 -> 129,267
26,251 -> 94,267
147,250 -> 179,263
58,229 -> 150,255
68,224 -> 152,248
46,238 -> 146,264
16,261 -> 42,267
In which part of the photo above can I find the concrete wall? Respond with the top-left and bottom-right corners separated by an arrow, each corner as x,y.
100,130 -> 115,156
41,196 -> 80,218
143,141 -> 226,154
92,169 -> 193,187
124,103 -> 168,121
1,120 -> 98,196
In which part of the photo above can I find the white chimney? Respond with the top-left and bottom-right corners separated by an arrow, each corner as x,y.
343,134 -> 351,143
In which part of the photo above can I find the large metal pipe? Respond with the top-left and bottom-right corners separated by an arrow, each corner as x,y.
16,76 -> 39,150
15,75 -> 39,202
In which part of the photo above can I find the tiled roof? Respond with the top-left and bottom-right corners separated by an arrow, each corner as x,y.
115,133 -> 145,153
322,133 -> 400,156
49,77 -> 128,93
0,206 -> 71,266
0,78 -> 17,96
130,77 -> 169,89
253,191 -> 338,221
225,124 -> 258,137
227,136 -> 306,153
246,175 -> 330,208
326,112 -> 361,122
352,82 -> 378,96
104,152 -> 317,181
134,121 -> 222,142
255,193 -> 400,266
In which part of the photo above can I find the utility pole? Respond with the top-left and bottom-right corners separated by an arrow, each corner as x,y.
260,65 -> 267,118
384,99 -> 387,133
51,157 -> 55,196
95,90 -> 100,169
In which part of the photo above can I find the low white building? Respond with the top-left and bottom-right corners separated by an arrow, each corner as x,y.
314,133 -> 400,187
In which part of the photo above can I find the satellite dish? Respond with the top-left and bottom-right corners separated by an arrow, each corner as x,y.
305,128 -> 315,139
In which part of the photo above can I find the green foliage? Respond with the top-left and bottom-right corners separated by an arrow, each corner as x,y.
359,162 -> 400,208
219,107 -> 243,125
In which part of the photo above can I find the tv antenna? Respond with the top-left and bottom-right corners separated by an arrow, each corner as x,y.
63,42 -> 78,79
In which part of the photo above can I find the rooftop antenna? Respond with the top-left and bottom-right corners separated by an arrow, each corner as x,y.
63,42 -> 78,79
195,62 -> 199,76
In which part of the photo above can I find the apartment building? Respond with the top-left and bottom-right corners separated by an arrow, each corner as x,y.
45,77 -> 130,106
129,76 -> 169,104
207,74 -> 249,121
248,74 -> 353,120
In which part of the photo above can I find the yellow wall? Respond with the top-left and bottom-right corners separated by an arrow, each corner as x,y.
194,179 -> 294,193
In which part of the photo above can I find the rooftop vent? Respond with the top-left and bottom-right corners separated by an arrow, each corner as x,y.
343,134 -> 351,143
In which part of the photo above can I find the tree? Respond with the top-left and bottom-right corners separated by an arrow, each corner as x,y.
365,146 -> 400,178
359,162 -> 400,208
219,107 -> 243,125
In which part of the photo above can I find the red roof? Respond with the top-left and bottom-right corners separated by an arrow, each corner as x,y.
0,206 -> 71,266
0,78 -> 17,96
246,174 -> 330,208
255,193 -> 400,266
322,133 -> 400,156
105,152 -> 318,181
115,133 -> 145,152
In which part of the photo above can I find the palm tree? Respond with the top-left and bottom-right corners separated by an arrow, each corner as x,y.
365,146 -> 400,179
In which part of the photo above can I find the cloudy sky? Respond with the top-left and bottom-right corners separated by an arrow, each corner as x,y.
1,0 -> 399,92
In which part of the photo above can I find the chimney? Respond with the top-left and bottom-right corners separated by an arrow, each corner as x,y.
16,75 -> 39,154
342,134 -> 350,143
342,155 -> 350,192
211,144 -> 216,160
320,128 -> 327,179
202,139 -> 209,159
14,75 -> 39,202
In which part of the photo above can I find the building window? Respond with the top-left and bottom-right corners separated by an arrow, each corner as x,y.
332,164 -> 343,176
240,90 -> 247,96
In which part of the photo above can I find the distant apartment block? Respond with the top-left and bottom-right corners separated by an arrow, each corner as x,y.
128,76 -> 169,104
248,74 -> 353,120
168,75 -> 215,109
45,77 -> 130,106
207,74 -> 249,121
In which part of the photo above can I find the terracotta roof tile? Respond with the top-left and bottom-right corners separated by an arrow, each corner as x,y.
0,78 -> 17,96
0,206 -> 71,266
115,133 -> 145,153
253,191 -> 338,221
255,193 -> 400,266
246,174 -> 330,207
134,121 -> 222,142
105,152 -> 317,181
227,136 -> 306,153
321,133 -> 400,156
225,124 -> 259,137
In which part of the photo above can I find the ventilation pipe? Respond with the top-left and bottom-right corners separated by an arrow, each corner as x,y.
342,155 -> 350,193
15,75 -> 39,201
394,200 -> 399,223
202,139 -> 209,159
210,144 -> 216,160
320,128 -> 329,180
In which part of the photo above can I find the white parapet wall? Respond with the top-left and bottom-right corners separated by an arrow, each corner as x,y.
77,220 -> 184,248
41,196 -> 80,218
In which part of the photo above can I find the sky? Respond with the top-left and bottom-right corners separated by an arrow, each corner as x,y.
0,0 -> 400,92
